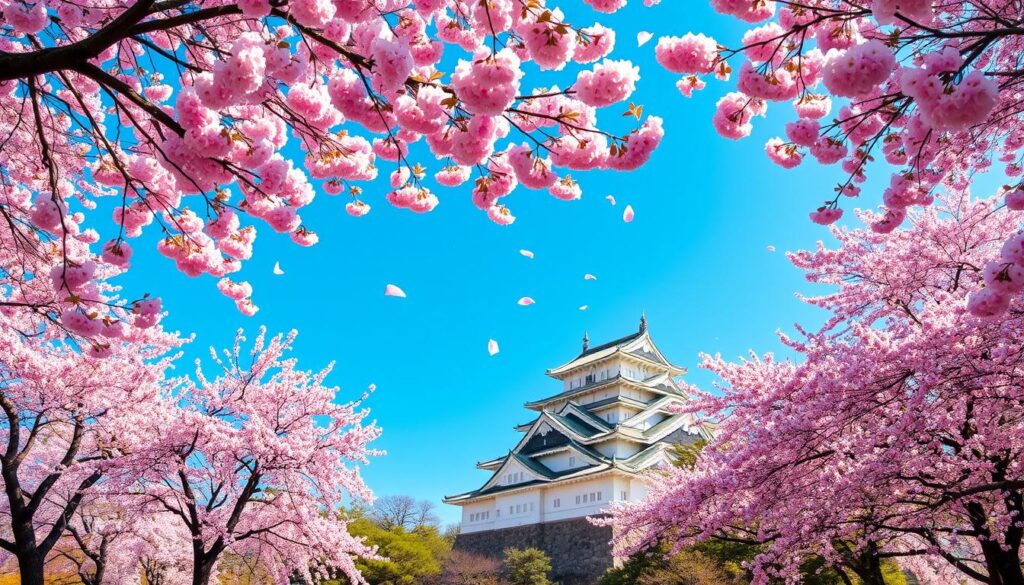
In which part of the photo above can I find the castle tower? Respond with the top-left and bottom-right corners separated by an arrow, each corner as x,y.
444,318 -> 710,584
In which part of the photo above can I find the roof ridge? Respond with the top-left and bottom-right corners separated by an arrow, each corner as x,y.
575,330 -> 643,358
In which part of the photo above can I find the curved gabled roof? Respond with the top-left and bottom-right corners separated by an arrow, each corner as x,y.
523,373 -> 685,411
546,326 -> 685,379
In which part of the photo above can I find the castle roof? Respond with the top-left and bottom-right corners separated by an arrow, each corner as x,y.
444,319 -> 707,507
545,317 -> 685,379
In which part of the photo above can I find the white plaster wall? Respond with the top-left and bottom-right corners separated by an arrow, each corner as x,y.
562,362 -> 624,391
537,450 -> 587,473
540,477 -> 616,522
461,499 -> 497,532
630,477 -> 650,501
496,459 -> 535,487
593,438 -> 641,459
494,489 -> 544,529
457,474 -> 647,533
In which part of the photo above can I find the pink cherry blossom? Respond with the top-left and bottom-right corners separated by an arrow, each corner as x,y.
0,0 -> 666,329
451,49 -> 523,116
765,137 -> 802,169
346,200 -> 372,217
575,60 -> 640,107
613,192 -> 1024,585
655,34 -> 719,74
574,24 -> 616,63
809,205 -> 843,225
487,204 -> 516,225
822,40 -> 896,98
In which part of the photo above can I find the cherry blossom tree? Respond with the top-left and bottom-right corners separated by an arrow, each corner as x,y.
0,313 -> 183,585
655,1 -> 1024,315
134,328 -> 381,585
611,192 -> 1024,585
0,0 -> 663,338
42,496 -> 193,585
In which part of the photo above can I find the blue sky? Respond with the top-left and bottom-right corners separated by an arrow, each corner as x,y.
106,1 -> 899,525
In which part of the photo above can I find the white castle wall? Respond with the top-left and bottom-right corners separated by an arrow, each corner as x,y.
459,474 -> 643,534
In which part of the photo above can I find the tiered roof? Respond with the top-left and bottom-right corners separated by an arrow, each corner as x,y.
444,317 -> 710,506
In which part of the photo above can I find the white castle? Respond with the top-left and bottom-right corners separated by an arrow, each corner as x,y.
445,316 -> 710,533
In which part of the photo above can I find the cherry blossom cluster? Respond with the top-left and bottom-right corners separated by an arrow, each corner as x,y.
0,0 -> 664,327
0,309 -> 186,583
0,318 -> 379,585
610,193 -> 1024,584
654,1 -> 1020,313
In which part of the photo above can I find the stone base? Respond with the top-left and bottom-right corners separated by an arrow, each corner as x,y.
451,517 -> 614,585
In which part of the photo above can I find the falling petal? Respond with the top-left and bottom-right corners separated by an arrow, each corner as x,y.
520,249 -> 535,259
605,195 -> 616,206
272,261 -> 284,275
579,305 -> 589,311
488,339 -> 500,356
384,284 -> 407,298
766,245 -> 776,252
584,274 -> 597,281
518,297 -> 535,306
368,383 -> 377,392
623,205 -> 635,223
637,31 -> 653,47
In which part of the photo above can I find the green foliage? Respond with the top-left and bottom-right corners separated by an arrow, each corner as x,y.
880,561 -> 908,585
598,541 -> 739,585
669,439 -> 708,470
502,548 -> 552,585
329,507 -> 452,585
600,540 -> 910,585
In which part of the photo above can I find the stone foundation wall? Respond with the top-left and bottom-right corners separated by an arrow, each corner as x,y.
452,517 -> 614,585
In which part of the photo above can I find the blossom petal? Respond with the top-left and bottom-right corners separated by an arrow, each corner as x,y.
518,297 -> 535,306
637,31 -> 653,47
272,261 -> 284,275
384,284 -> 407,298
520,249 -> 535,259
623,205 -> 635,223
488,339 -> 500,356
605,195 -> 616,206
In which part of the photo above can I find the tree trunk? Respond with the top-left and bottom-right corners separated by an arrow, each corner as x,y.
980,540 -> 1024,585
848,556 -> 885,585
192,556 -> 216,585
17,553 -> 44,585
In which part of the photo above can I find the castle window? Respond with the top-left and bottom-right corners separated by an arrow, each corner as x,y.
621,490 -> 627,500
530,503 -> 535,512
575,495 -> 581,505
568,456 -> 576,467
553,498 -> 560,508
597,491 -> 602,501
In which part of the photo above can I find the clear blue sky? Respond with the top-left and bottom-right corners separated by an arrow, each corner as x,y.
105,2 -> 894,526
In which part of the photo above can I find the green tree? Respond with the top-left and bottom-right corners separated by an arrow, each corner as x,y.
600,538 -> 908,585
599,541 -> 740,585
502,548 -> 552,585
328,504 -> 452,585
